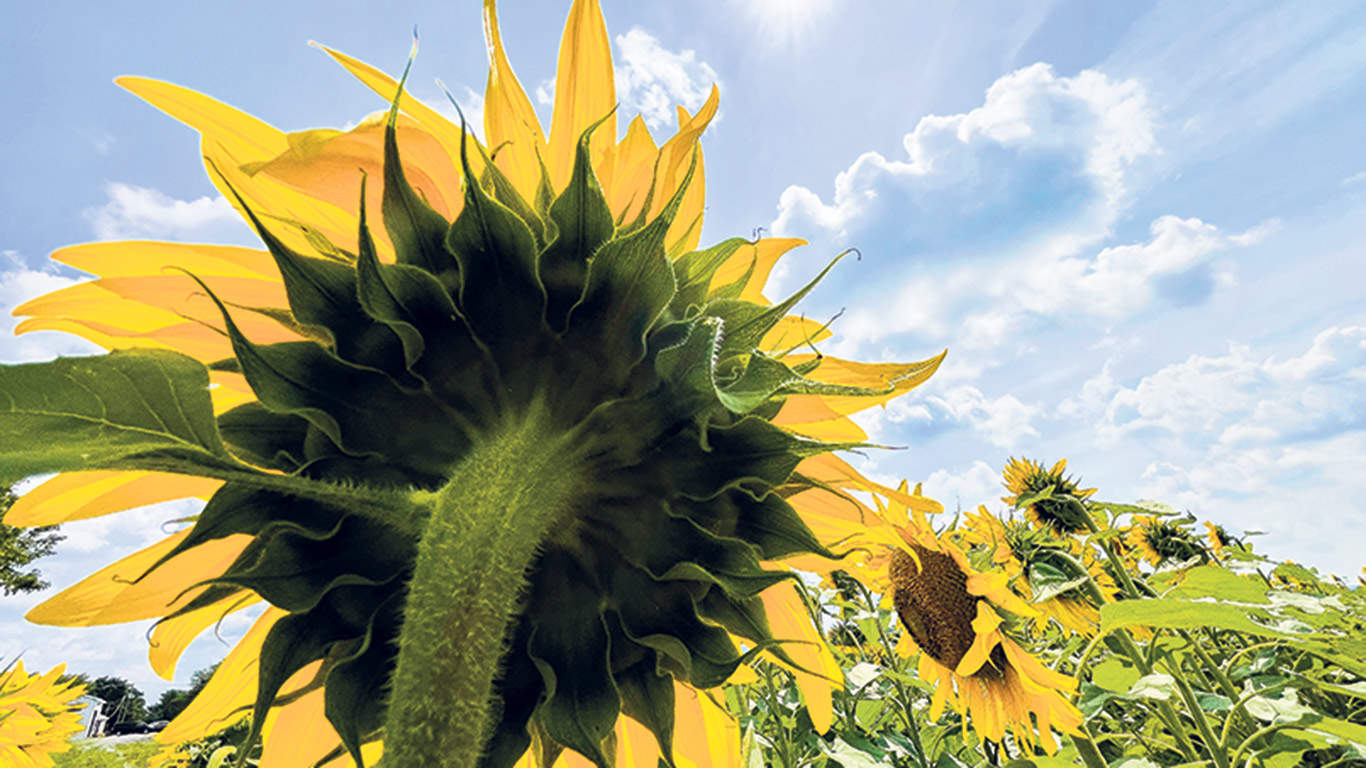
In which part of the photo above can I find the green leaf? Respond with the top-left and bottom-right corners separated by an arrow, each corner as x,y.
0,349 -> 245,483
217,401 -> 309,472
1165,565 -> 1270,604
446,122 -> 544,348
1127,673 -> 1176,701
1090,658 -> 1140,693
1100,597 -> 1284,638
566,150 -> 698,375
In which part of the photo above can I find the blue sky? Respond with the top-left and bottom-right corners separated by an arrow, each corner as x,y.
2,1 -> 1364,698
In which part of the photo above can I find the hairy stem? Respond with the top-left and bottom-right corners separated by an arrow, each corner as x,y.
382,405 -> 584,767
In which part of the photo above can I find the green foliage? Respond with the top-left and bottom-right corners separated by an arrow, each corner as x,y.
53,741 -> 161,768
86,676 -> 148,727
0,484 -> 62,595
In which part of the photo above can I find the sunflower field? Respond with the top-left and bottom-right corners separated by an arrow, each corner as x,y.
2,0 -> 1364,767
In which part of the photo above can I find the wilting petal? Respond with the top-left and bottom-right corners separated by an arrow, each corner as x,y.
759,581 -> 841,734
150,593 -> 259,681
27,533 -> 251,627
548,0 -> 615,189
482,0 -> 549,200
158,607 -> 283,745
673,682 -> 742,768
6,470 -> 221,527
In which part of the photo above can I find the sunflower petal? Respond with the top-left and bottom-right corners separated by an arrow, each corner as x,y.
482,0 -> 549,200
6,470 -> 221,527
548,0 -> 615,190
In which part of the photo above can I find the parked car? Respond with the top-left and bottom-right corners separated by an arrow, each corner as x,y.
146,720 -> 169,732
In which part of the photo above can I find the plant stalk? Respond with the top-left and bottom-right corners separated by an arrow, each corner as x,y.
381,407 -> 584,768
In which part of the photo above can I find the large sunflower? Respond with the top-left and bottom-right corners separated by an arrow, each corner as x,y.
835,487 -> 1083,754
0,661 -> 86,768
0,1 -> 943,766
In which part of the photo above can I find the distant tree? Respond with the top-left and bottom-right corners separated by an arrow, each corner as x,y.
146,663 -> 220,722
87,676 -> 148,726
149,688 -> 193,722
0,486 -> 63,596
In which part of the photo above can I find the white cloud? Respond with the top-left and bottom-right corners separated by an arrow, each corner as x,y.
1096,325 -> 1366,447
773,63 -> 1155,245
1342,170 -> 1366,187
920,460 -> 1002,514
614,28 -> 719,131
84,182 -> 242,241
0,256 -> 100,363
884,384 -> 1041,449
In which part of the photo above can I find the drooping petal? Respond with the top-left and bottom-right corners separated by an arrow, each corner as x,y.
759,581 -> 841,734
158,607 -> 283,745
26,533 -> 251,627
548,0 -> 615,190
673,682 -> 742,768
482,0 -> 549,200
149,593 -> 259,681
5,470 -> 221,527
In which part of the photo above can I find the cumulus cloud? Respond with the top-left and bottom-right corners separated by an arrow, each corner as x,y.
614,28 -> 719,131
84,182 -> 243,242
921,460 -> 1003,513
883,384 -> 1041,449
1095,326 -> 1366,447
772,63 -> 1156,249
0,253 -> 100,363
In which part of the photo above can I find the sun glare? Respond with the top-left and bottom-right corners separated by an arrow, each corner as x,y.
745,0 -> 836,49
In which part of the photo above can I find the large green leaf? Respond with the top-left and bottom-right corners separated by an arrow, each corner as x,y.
1100,598 -> 1282,637
1165,565 -> 1270,604
0,349 -> 245,483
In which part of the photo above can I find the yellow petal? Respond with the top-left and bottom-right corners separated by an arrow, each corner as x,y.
51,241 -> 279,280
759,581 -> 841,733
548,0 -> 615,190
6,471 -> 221,527
258,677 -> 342,768
606,116 -> 660,223
954,603 -> 1003,677
314,42 -> 482,184
647,87 -> 719,225
707,238 -> 806,305
616,715 -> 662,768
758,315 -> 833,352
149,593 -> 259,681
673,683 -> 741,768
27,533 -> 251,627
119,78 -> 364,259
158,607 -> 283,744
253,118 -> 463,223
482,0 -> 549,200
772,396 -> 869,441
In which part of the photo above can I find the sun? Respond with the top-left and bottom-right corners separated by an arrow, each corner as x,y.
744,0 -> 836,49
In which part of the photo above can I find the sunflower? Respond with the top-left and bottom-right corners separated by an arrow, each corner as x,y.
0,661 -> 86,768
838,488 -> 1083,754
1203,521 -> 1234,557
0,1 -> 944,765
1002,458 -> 1097,536
1126,515 -> 1206,567
955,506 -> 1113,637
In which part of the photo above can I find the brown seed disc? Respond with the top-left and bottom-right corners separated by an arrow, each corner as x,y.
890,545 -> 1005,678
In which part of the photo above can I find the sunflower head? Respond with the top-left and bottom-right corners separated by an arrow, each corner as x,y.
2,2 -> 948,764
1002,458 -> 1097,536
1127,515 -> 1206,567
0,661 -> 87,766
1204,521 -> 1235,555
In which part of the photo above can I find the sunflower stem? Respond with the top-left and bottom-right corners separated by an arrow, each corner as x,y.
382,405 -> 584,768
